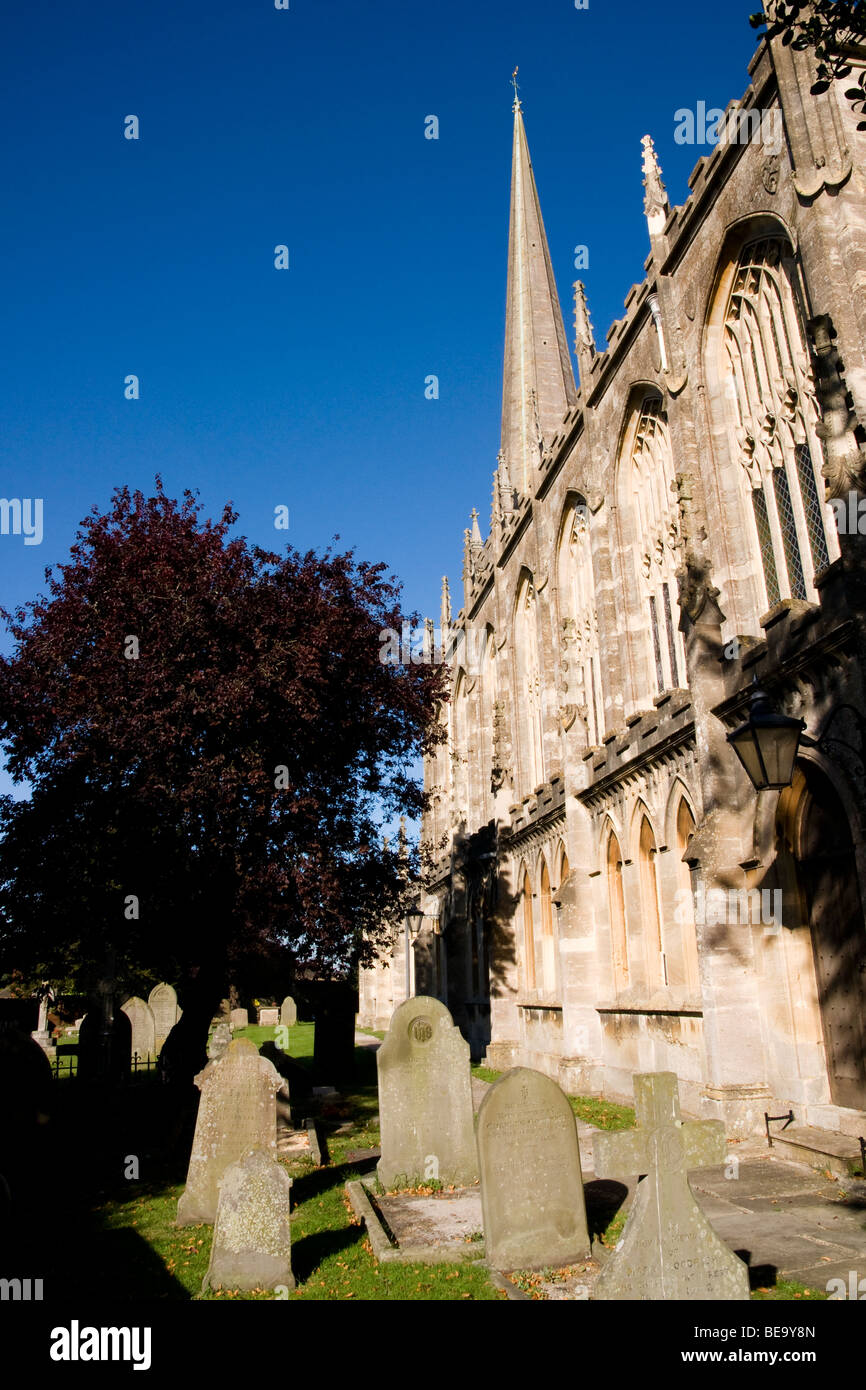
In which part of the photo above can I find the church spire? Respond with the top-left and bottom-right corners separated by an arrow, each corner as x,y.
500,95 -> 577,494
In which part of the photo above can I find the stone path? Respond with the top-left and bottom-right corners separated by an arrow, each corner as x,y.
687,1149 -> 866,1293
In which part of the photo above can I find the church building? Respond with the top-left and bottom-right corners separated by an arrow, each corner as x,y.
361,16 -> 866,1145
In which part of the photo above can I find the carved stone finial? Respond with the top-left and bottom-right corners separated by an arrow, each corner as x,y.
673,472 -> 721,624
641,134 -> 670,236
808,315 -> 866,499
573,280 -> 596,357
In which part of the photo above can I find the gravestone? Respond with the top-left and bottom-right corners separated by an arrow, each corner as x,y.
477,1067 -> 590,1270
121,996 -> 156,1062
177,1039 -> 284,1226
78,1005 -> 131,1082
280,996 -> 297,1028
208,1022 -> 232,1061
593,1071 -> 750,1300
257,1006 -> 279,1027
377,996 -> 477,1189
203,1149 -> 295,1293
148,983 -> 182,1052
230,1008 -> 248,1029
30,984 -> 55,1055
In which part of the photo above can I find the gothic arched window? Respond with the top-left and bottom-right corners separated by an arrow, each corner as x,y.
723,237 -> 834,608
674,797 -> 701,994
607,829 -> 629,993
638,815 -> 666,989
631,395 -> 684,694
557,498 -> 603,743
522,867 -> 536,992
539,855 -> 556,994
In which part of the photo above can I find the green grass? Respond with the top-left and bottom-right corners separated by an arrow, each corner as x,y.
751,1280 -> 827,1301
471,1065 -> 502,1084
231,1022 -> 314,1057
568,1095 -> 636,1130
470,1069 -> 636,1132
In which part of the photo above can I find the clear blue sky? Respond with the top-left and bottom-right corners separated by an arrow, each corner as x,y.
0,0 -> 758,797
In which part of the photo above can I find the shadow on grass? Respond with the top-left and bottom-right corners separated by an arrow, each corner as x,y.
584,1178 -> 630,1243
735,1250 -> 780,1292
292,1224 -> 364,1281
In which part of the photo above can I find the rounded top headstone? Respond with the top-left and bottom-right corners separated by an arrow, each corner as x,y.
228,1038 -> 259,1057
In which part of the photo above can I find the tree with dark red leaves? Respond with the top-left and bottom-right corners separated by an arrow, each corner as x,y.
0,480 -> 445,1019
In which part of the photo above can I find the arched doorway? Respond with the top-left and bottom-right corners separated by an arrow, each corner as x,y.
778,764 -> 866,1111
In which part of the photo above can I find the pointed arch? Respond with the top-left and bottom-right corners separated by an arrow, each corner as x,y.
638,813 -> 666,989
615,387 -> 685,703
672,796 -> 701,994
555,839 -> 570,889
520,862 -> 536,992
705,219 -> 839,622
606,826 -> 629,993
538,853 -> 556,993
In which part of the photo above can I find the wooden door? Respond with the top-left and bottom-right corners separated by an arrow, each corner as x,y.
796,767 -> 866,1112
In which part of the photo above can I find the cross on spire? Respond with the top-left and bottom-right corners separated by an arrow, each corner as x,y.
511,66 -> 521,112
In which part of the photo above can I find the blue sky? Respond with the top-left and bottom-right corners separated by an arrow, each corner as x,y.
0,0 -> 759,796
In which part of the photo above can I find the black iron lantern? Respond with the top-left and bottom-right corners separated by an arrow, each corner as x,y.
405,900 -> 424,936
727,685 -> 805,791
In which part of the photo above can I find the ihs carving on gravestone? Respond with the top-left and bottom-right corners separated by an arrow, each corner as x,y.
377,996 -> 477,1190
477,1067 -> 590,1271
177,1038 -> 285,1227
592,1071 -> 750,1300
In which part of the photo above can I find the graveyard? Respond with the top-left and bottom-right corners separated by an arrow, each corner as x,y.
3,989 -> 864,1308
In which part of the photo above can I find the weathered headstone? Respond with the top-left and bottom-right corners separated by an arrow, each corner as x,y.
208,1022 -> 232,1061
177,1039 -> 284,1226
121,996 -> 156,1062
203,1149 -> 295,1293
377,996 -> 477,1189
148,982 -> 182,1052
258,1006 -> 279,1027
477,1067 -> 590,1270
593,1071 -> 750,1300
78,1004 -> 131,1082
230,1008 -> 248,1029
280,996 -> 297,1028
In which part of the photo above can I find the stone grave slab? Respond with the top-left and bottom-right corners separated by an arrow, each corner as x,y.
230,1008 -> 248,1029
477,1066 -> 590,1271
203,1149 -> 294,1292
208,1022 -> 232,1060
258,1006 -> 279,1027
592,1071 -> 750,1300
177,1039 -> 284,1226
148,983 -> 181,1052
280,995 -> 297,1027
121,996 -> 156,1062
377,996 -> 477,1189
